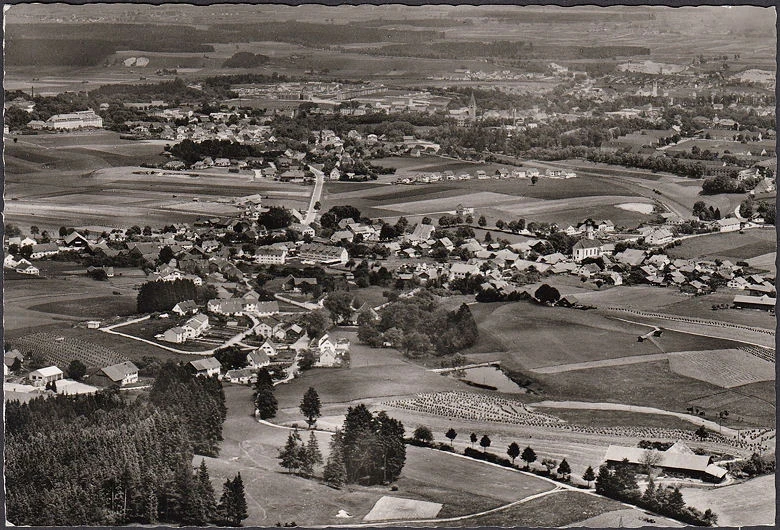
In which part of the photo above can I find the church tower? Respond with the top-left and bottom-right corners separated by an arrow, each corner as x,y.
468,92 -> 477,120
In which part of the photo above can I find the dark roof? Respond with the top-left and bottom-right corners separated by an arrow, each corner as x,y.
100,361 -> 139,382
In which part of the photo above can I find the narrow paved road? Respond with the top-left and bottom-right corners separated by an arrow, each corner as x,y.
303,165 -> 325,225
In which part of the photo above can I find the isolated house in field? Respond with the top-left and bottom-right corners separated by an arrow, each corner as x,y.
95,361 -> 139,387
29,366 -> 64,387
188,357 -> 222,378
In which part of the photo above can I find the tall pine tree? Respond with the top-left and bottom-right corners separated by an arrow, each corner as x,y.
323,430 -> 347,489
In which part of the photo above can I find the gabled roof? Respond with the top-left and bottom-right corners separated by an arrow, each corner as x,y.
604,444 -> 712,473
31,366 -> 63,377
100,361 -> 139,382
189,357 -> 221,371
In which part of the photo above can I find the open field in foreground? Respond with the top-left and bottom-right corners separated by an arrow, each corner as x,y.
565,508 -> 685,528
429,490 -> 627,528
679,475 -> 775,528
209,384 -> 557,527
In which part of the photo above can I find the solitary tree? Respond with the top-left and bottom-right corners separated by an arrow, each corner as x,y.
477,215 -> 487,227
557,459 -> 571,481
521,446 -> 537,470
254,383 -> 278,420
531,175 -> 539,186
299,387 -> 322,429
582,466 -> 596,488
470,432 -> 478,448
445,428 -> 457,448
507,442 -> 520,464
67,359 -> 87,381
413,425 -> 433,444
479,434 -> 491,453
695,425 -> 709,440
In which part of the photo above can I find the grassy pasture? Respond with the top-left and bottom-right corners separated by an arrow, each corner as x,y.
466,301 -> 742,371
28,295 -> 137,319
543,409 -> 703,430
665,229 -> 776,261
434,490 -> 624,528
211,384 -> 556,527
527,361 -> 775,428
679,475 -> 775,528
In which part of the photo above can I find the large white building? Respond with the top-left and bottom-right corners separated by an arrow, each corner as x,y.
45,110 -> 103,130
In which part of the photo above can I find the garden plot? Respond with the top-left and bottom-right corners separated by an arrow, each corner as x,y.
667,349 -> 776,388
363,496 -> 442,522
12,331 -> 126,369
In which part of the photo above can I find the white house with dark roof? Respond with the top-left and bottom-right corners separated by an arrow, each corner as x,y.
572,239 -> 604,262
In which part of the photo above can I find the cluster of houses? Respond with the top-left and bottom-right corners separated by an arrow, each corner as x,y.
395,167 -> 576,185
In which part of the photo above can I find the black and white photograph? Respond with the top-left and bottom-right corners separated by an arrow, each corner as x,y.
2,3 -> 777,528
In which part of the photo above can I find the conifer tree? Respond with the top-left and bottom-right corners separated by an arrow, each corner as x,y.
254,384 -> 278,420
278,429 -> 303,473
557,458 -> 571,480
228,473 -> 248,527
196,460 -> 218,524
306,431 -> 324,469
323,431 -> 347,489
582,465 -> 596,488
300,387 -> 322,429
